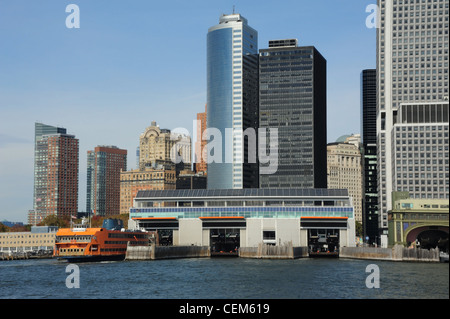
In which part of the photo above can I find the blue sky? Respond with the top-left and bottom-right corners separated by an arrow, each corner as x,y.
0,0 -> 376,223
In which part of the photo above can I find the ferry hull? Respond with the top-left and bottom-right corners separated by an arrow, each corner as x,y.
55,254 -> 126,263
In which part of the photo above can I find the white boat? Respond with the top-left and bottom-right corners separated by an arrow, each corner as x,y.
439,251 -> 449,263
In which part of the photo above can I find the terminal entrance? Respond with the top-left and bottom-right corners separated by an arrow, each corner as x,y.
135,218 -> 179,246
301,217 -> 347,257
210,228 -> 240,256
417,229 -> 448,252
307,229 -> 340,257
157,229 -> 173,246
202,217 -> 245,257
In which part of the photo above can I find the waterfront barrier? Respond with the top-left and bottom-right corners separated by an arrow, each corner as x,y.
1,252 -> 52,261
126,243 -> 441,262
340,245 -> 440,262
0,250 -> 54,261
1,252 -> 28,261
125,244 -> 210,260
401,246 -> 440,262
126,243 -> 309,260
239,242 -> 308,259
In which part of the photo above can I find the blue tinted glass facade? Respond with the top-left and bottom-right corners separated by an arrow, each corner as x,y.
207,27 -> 234,189
130,206 -> 353,219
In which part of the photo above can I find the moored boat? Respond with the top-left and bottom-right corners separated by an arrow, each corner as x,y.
439,251 -> 449,263
53,218 -> 149,262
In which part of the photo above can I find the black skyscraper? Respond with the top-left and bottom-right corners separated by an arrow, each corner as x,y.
361,69 -> 379,244
259,39 -> 327,189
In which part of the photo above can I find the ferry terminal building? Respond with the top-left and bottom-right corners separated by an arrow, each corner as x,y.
128,188 -> 356,255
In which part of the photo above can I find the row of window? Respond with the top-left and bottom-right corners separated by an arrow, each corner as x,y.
1,240 -> 53,245
108,233 -> 147,239
0,234 -> 54,239
133,206 -> 353,213
56,236 -> 91,242
104,241 -> 144,245
395,190 -> 449,198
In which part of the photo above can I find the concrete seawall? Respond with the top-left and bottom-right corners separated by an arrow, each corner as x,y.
126,244 -> 210,260
126,244 -> 440,262
239,243 -> 308,259
340,245 -> 440,262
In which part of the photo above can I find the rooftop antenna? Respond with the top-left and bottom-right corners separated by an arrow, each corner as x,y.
233,5 -> 235,14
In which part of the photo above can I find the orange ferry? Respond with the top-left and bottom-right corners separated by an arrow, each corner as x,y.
53,218 -> 149,262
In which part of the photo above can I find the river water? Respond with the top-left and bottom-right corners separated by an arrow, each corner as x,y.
0,257 -> 448,300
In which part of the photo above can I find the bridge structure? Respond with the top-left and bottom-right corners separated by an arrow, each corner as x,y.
388,192 -> 449,252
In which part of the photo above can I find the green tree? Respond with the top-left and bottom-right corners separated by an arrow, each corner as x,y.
355,220 -> 363,237
39,215 -> 70,228
10,224 -> 31,232
0,222 -> 9,232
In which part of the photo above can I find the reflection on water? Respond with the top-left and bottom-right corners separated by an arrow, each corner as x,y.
0,257 -> 448,299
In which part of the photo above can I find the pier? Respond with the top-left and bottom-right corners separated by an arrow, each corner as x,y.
2,244 -> 444,263
126,243 -> 444,262
340,245 -> 441,262
1,251 -> 53,261
125,244 -> 210,260
239,243 -> 308,259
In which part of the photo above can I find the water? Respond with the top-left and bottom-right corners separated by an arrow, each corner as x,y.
0,257 -> 448,299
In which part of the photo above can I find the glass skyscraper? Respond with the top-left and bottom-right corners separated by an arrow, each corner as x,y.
259,40 -> 327,189
206,13 -> 259,189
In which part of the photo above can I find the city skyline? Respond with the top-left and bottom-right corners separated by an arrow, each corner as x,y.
0,1 -> 376,222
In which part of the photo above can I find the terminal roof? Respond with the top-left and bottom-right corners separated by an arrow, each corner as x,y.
136,188 -> 349,199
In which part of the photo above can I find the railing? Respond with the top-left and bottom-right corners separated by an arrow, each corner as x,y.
72,224 -> 89,232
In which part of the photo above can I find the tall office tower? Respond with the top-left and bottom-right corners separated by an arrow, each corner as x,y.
33,123 -> 78,222
393,103 -> 448,198
86,146 -> 127,216
31,123 -> 68,225
195,104 -> 208,174
376,0 -> 449,237
327,136 -> 363,224
139,121 -> 191,170
259,39 -> 327,188
206,13 -> 259,189
361,69 -> 379,244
